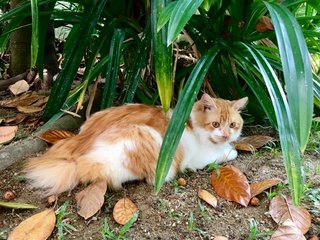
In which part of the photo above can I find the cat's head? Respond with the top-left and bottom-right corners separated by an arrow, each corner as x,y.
191,94 -> 248,144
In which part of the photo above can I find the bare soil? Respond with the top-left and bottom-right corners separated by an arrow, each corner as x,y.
0,135 -> 320,239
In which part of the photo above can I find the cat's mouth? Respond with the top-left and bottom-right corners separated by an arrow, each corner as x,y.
209,137 -> 228,144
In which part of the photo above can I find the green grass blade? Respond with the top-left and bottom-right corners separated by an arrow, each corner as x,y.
30,0 -> 39,67
157,1 -> 176,32
243,43 -> 303,206
0,201 -> 38,209
43,0 -> 108,120
154,46 -> 221,193
265,2 -> 313,153
167,0 -> 204,45
101,29 -> 125,109
151,0 -> 173,112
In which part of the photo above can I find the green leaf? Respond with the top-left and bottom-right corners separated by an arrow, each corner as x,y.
157,1 -> 177,32
265,2 -> 313,153
101,28 -> 125,109
167,0 -> 204,45
118,211 -> 139,237
43,0 -> 108,120
0,201 -> 38,209
243,43 -> 303,206
151,0 -> 173,112
30,0 -> 39,68
154,45 -> 220,193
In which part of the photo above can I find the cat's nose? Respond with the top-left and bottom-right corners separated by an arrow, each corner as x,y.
222,134 -> 229,140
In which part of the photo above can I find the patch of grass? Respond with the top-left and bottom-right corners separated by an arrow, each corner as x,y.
56,202 -> 77,240
101,211 -> 138,240
187,210 -> 207,236
172,179 -> 179,194
248,218 -> 273,240
303,187 -> 320,217
264,183 -> 285,200
0,229 -> 8,240
197,200 -> 213,221
158,199 -> 182,219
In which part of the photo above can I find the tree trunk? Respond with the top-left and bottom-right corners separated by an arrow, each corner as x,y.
9,0 -> 31,76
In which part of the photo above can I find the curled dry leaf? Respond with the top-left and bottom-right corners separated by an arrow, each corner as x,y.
113,197 -> 138,225
198,189 -> 217,208
3,191 -> 16,201
38,129 -> 77,144
269,195 -> 311,234
233,135 -> 273,152
9,80 -> 29,95
249,197 -> 260,206
211,165 -> 251,207
0,126 -> 18,144
8,208 -> 56,240
271,219 -> 306,240
250,178 -> 280,197
255,16 -> 274,32
75,180 -> 107,220
17,105 -> 44,113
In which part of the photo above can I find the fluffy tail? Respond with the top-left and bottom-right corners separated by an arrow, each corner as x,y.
24,138 -> 105,196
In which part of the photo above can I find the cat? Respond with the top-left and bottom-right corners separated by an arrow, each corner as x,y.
24,93 -> 248,196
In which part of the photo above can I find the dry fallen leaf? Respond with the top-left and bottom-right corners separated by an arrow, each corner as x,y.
0,126 -> 18,144
198,189 -> 217,208
8,80 -> 29,95
4,113 -> 27,125
3,191 -> 16,201
211,165 -> 251,207
38,129 -> 77,144
271,219 -> 306,240
8,208 -> 56,240
75,180 -> 107,220
255,16 -> 274,32
17,105 -> 44,113
269,195 -> 311,234
213,236 -> 228,240
0,93 -> 42,108
250,178 -> 281,197
233,135 -> 274,152
113,197 -> 138,225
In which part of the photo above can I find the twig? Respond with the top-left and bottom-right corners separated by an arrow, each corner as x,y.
60,109 -> 82,118
0,71 -> 28,90
86,75 -> 100,120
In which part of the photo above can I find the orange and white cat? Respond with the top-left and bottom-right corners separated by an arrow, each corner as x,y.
24,93 -> 248,196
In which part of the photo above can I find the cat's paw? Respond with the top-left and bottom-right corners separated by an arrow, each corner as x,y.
226,149 -> 238,161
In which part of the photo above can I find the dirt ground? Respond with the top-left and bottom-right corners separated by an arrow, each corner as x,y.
0,128 -> 320,240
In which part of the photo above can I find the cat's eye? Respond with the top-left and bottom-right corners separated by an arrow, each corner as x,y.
229,122 -> 236,128
212,122 -> 220,128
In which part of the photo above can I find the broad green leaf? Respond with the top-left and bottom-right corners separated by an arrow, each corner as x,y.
167,0 -> 204,45
101,29 -> 125,109
157,1 -> 177,32
0,201 -> 38,209
30,0 -> 39,67
243,43 -> 303,206
266,2 -> 313,153
151,0 -> 172,112
155,46 -> 220,193
43,0 -> 108,120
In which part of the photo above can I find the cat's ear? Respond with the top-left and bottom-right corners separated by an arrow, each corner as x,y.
231,97 -> 248,111
200,93 -> 217,111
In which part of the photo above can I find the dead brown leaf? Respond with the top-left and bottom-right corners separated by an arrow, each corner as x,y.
38,129 -> 77,144
17,105 -> 44,113
269,195 -> 311,234
0,93 -> 44,108
233,135 -> 274,152
198,189 -> 217,208
211,165 -> 251,207
113,197 -> 138,225
4,113 -> 27,125
0,126 -> 18,144
8,80 -> 29,95
8,208 -> 56,240
271,219 -> 306,240
255,16 -> 274,32
250,178 -> 281,197
75,180 -> 107,220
